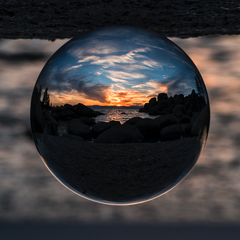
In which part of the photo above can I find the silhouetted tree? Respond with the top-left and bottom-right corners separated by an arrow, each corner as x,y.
38,84 -> 43,102
42,87 -> 50,107
195,74 -> 204,97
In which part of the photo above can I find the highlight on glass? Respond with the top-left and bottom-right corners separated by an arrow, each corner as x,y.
31,26 -> 210,205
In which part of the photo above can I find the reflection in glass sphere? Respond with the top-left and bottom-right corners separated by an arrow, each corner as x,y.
31,26 -> 210,205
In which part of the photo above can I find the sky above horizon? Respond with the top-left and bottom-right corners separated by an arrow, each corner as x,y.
36,27 -> 204,106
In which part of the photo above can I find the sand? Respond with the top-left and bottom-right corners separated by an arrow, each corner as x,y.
35,134 -> 203,205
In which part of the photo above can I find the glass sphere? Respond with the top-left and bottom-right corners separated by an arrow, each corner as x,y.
31,26 -> 210,205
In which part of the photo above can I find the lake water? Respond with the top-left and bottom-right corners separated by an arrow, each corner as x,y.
94,108 -> 156,124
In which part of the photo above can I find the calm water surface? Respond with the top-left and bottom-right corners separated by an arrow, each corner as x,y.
94,108 -> 155,124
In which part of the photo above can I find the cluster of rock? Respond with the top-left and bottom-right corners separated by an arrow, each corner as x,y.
36,90 -> 209,144
139,90 -> 206,116
51,103 -> 104,120
32,101 -> 104,135
97,104 -> 209,143
54,109 -> 208,144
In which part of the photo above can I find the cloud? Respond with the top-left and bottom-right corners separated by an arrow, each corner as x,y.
90,50 -> 160,70
44,67 -> 110,104
68,40 -> 120,58
105,70 -> 146,83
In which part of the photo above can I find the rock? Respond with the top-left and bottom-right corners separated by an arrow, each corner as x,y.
139,107 -> 146,112
51,106 -> 62,113
42,110 -> 58,135
134,118 -> 160,141
144,103 -> 150,111
168,103 -> 176,113
61,133 -> 84,141
159,124 -> 182,142
72,103 -> 85,111
59,109 -> 75,118
190,105 -> 210,137
52,112 -> 60,120
63,104 -> 73,111
157,93 -> 168,102
157,100 -> 168,111
174,94 -> 184,104
148,105 -> 160,115
95,124 -> 144,143
187,112 -> 199,130
68,119 -> 92,140
124,117 -> 142,125
43,110 -> 58,125
186,109 -> 193,117
149,97 -> 157,108
92,121 -> 121,138
180,115 -> 191,123
181,123 -> 191,138
75,107 -> 98,117
175,111 -> 183,119
79,117 -> 96,126
173,104 -> 187,114
159,108 -> 170,115
154,114 -> 180,129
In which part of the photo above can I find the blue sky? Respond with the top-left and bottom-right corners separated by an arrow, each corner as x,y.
36,26 -> 203,106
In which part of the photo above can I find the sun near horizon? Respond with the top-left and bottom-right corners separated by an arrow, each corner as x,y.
48,88 -> 160,107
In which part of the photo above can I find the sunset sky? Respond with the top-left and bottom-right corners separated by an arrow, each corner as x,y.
37,27 -> 204,106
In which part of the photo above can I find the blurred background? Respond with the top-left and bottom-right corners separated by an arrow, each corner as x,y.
0,35 -> 240,239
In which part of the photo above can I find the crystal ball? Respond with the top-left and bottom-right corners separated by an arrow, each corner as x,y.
31,26 -> 210,205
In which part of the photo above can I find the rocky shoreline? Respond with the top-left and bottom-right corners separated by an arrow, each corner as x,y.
31,89 -> 210,203
31,89 -> 210,145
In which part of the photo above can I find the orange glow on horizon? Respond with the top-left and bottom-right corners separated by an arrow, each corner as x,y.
48,79 -> 170,107
49,88 -> 158,107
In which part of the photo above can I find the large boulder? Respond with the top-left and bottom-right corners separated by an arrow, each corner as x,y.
180,115 -> 191,123
95,124 -> 144,143
173,104 -> 187,114
144,102 -> 150,111
134,118 -> 160,141
42,110 -> 58,135
148,105 -> 160,115
159,108 -> 170,115
157,99 -> 168,111
68,119 -> 92,140
154,114 -> 180,130
159,124 -> 182,142
149,97 -> 157,108
62,104 -> 73,111
157,93 -> 168,102
59,109 -> 75,118
139,107 -> 146,113
43,110 -> 58,125
124,117 -> 142,125
75,107 -> 98,117
92,121 -> 121,138
174,94 -> 184,104
79,117 -> 96,126
190,105 -> 210,137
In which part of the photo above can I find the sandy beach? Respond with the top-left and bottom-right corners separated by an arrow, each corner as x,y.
36,134 -> 202,204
